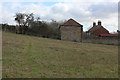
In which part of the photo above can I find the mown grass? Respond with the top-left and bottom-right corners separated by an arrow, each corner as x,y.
2,32 -> 118,78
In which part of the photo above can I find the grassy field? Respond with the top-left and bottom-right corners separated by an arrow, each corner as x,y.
2,32 -> 118,78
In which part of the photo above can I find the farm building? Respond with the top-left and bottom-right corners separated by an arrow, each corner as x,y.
86,20 -> 117,37
60,18 -> 83,42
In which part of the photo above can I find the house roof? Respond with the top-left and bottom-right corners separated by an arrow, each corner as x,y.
88,26 -> 97,32
87,25 -> 109,33
99,34 -> 117,37
62,18 -> 82,27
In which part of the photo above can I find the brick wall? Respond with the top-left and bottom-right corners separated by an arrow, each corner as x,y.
82,37 -> 118,45
60,26 -> 82,42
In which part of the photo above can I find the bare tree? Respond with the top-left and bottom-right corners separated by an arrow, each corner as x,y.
14,13 -> 34,34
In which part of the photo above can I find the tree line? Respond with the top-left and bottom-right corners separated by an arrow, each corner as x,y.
2,13 -> 66,39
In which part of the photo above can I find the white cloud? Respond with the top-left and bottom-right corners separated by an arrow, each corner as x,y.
0,0 -> 119,2
0,3 -> 16,25
102,13 -> 118,32
0,1 -> 118,32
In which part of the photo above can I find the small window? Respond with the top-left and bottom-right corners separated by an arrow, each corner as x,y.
87,32 -> 91,36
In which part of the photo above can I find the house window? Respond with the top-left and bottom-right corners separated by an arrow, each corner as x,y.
87,32 -> 91,36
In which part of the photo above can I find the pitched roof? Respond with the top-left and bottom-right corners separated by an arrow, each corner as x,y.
62,18 -> 82,26
87,25 -> 100,33
88,26 -> 97,32
87,25 -> 109,33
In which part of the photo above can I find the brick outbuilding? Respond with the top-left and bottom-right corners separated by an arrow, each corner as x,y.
60,18 -> 83,42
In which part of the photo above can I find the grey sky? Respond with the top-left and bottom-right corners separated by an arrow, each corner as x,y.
0,0 -> 119,32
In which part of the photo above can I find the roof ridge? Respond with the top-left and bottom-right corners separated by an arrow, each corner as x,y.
62,18 -> 82,26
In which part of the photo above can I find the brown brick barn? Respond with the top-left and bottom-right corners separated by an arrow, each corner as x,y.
60,18 -> 83,42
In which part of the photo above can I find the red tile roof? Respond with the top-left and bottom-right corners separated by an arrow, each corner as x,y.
88,26 -> 97,32
62,18 -> 82,26
99,34 -> 117,37
87,25 -> 109,34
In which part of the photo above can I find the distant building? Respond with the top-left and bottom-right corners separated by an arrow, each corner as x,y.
60,18 -> 83,42
86,20 -> 117,37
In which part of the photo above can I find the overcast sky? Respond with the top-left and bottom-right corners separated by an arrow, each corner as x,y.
0,0 -> 119,32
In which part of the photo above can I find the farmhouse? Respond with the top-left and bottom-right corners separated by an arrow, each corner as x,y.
86,20 -> 117,37
60,18 -> 83,42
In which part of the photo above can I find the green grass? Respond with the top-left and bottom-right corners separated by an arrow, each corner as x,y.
2,32 -> 118,78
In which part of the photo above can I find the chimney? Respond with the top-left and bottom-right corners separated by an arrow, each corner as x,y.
98,20 -> 101,26
93,22 -> 96,27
